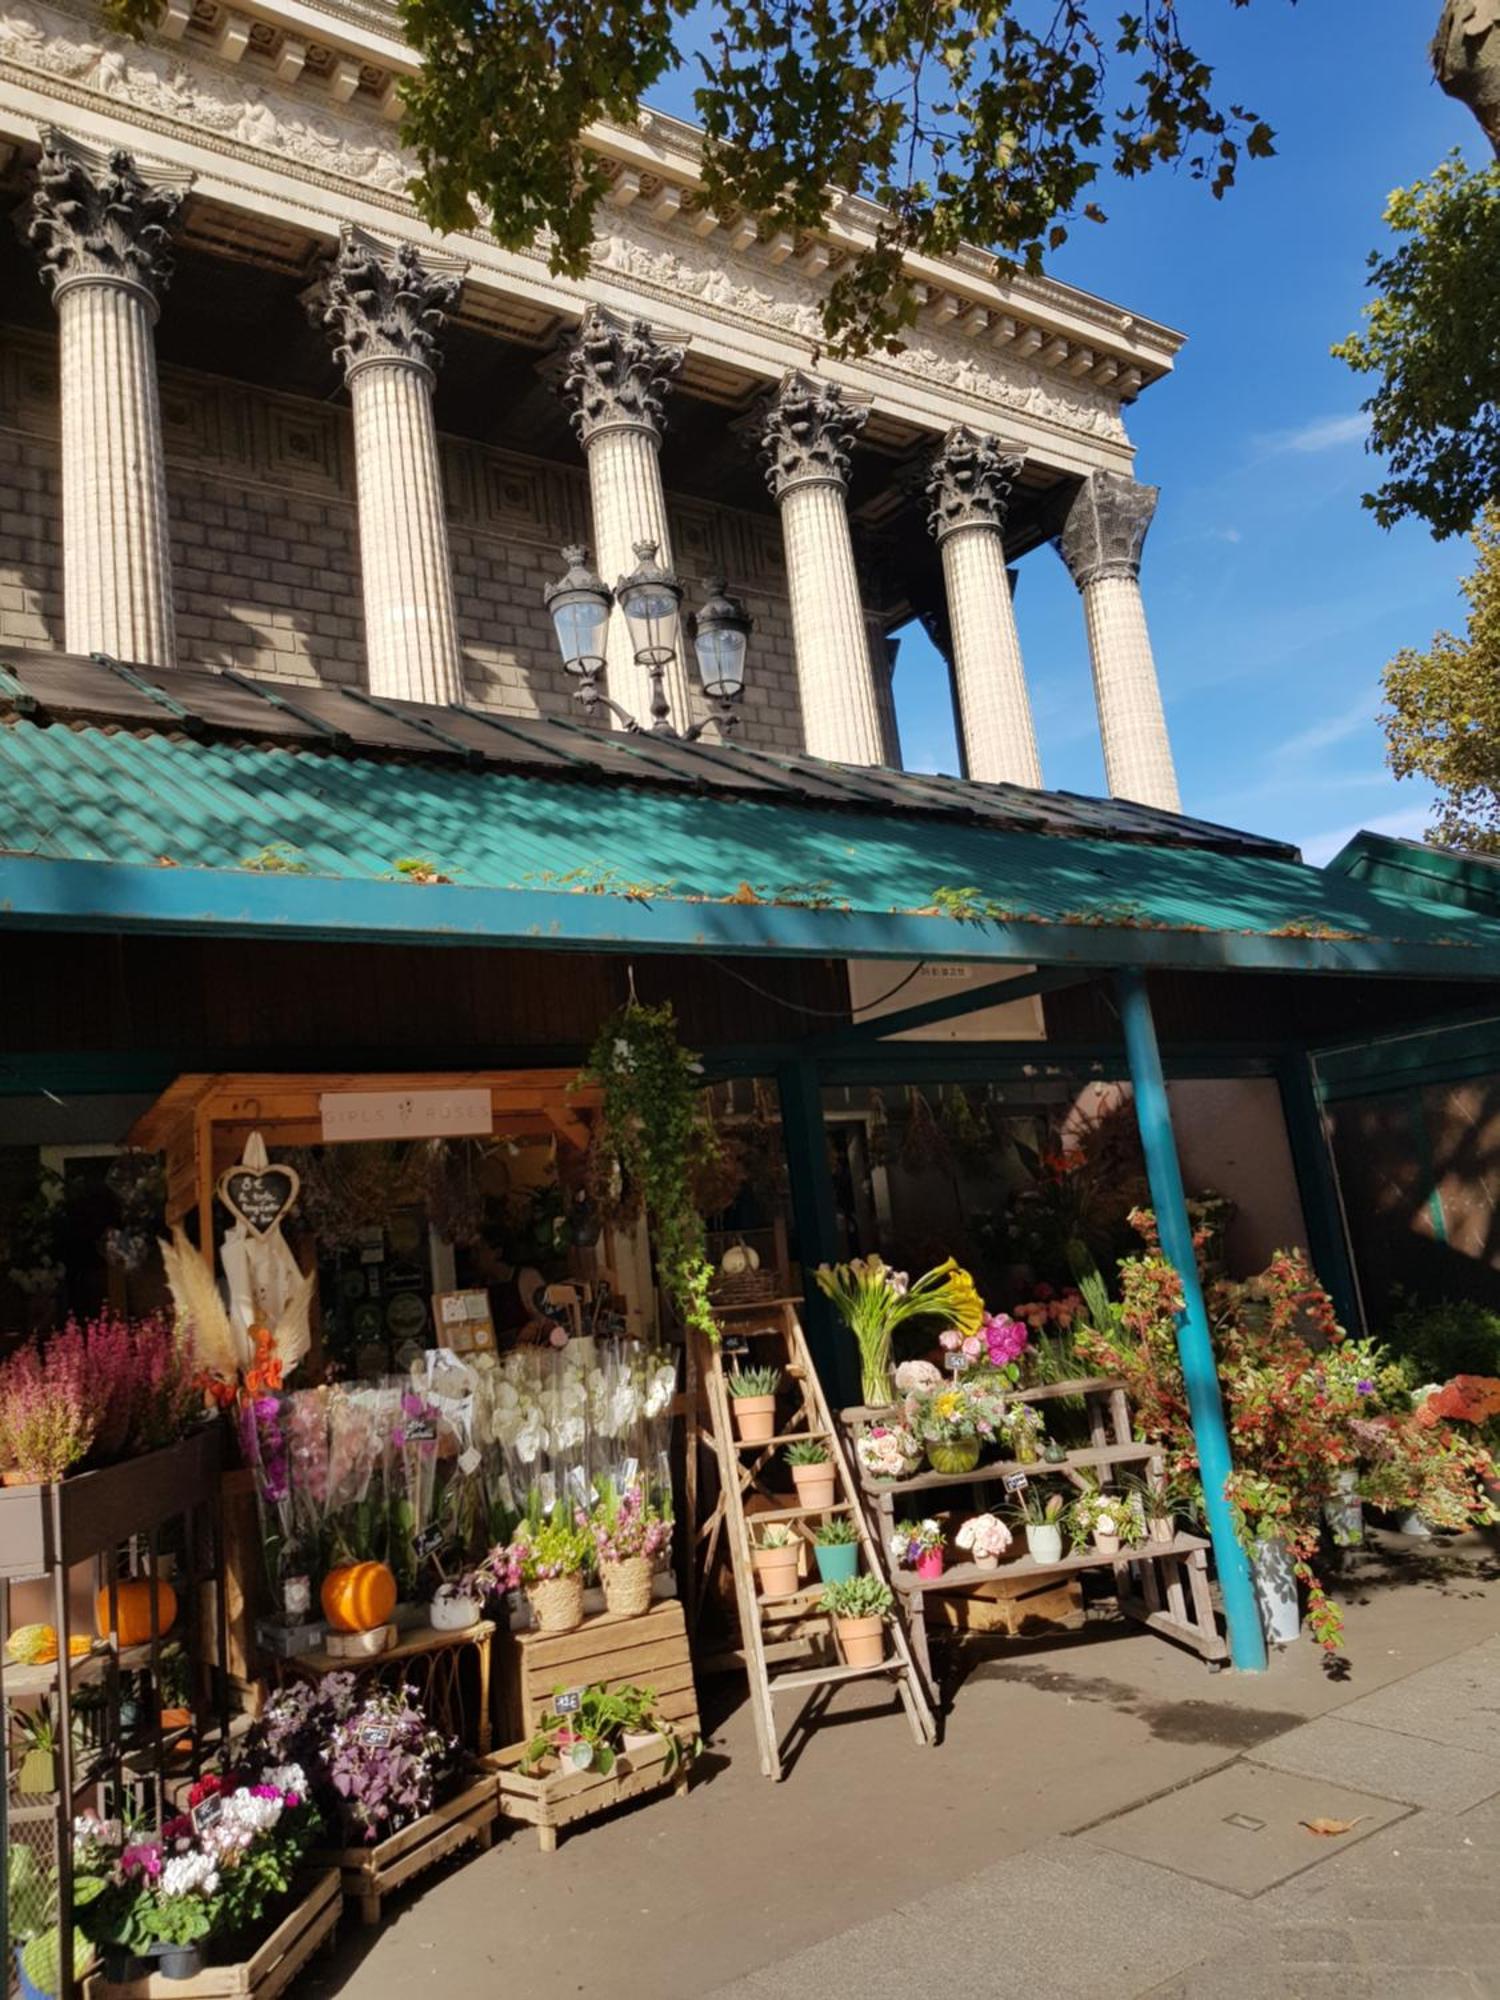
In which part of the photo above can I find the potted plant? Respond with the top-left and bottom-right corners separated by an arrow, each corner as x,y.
1122,1471 -> 1180,1544
905,1379 -> 1008,1476
815,1255 -> 984,1407
954,1512 -> 1013,1570
853,1420 -> 922,1482
784,1439 -> 837,1510
486,1515 -> 594,1632
13,1701 -> 57,1795
727,1366 -> 782,1444
6,1844 -> 98,1999
521,1681 -> 693,1779
888,1518 -> 945,1580
1015,1488 -> 1066,1564
819,1574 -> 893,1667
1066,1481 -> 1140,1558
751,1523 -> 802,1599
811,1516 -> 861,1586
1002,1402 -> 1047,1466
588,1480 -> 672,1618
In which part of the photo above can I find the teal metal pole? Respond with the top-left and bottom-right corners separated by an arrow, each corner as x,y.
1115,969 -> 1268,1673
774,1060 -> 854,1405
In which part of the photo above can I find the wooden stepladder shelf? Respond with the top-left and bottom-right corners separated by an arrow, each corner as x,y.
690,1298 -> 935,1780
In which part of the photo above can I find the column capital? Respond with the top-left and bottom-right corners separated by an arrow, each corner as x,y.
29,129 -> 192,308
558,306 -> 684,445
311,227 -> 466,381
1057,470 -> 1159,589
758,370 -> 867,500
925,425 -> 1024,543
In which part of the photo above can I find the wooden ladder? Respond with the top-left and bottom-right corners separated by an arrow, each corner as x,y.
692,1297 -> 935,1780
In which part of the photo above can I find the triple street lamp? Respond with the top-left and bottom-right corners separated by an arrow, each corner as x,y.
544,540 -> 751,739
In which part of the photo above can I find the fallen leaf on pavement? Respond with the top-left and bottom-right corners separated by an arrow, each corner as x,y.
1300,1816 -> 1367,1837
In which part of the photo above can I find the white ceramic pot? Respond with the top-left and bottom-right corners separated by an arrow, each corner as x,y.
1323,1468 -> 1364,1549
1251,1535 -> 1301,1646
1026,1524 -> 1063,1565
1093,1532 -> 1121,1558
973,1552 -> 999,1570
430,1585 -> 481,1632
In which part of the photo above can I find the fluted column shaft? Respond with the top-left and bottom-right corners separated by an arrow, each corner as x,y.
311,226 -> 467,706
760,371 -> 883,766
1058,470 -> 1180,812
29,132 -> 190,668
558,309 -> 692,731
586,423 -> 692,728
347,356 -> 463,703
925,425 -> 1041,788
56,276 -> 176,665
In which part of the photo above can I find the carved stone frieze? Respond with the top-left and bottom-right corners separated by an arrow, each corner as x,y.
310,226 -> 465,376
925,424 -> 1023,543
1056,469 -> 1158,588
758,370 -> 867,499
556,305 -> 684,443
29,126 -> 190,299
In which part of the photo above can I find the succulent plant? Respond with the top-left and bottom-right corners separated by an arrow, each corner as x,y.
727,1366 -> 782,1398
812,1516 -> 860,1546
818,1574 -> 892,1618
783,1439 -> 830,1466
756,1524 -> 795,1549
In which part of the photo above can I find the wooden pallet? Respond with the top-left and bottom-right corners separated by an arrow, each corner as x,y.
86,1870 -> 340,1998
488,1735 -> 689,1852
690,1299 -> 935,1780
496,1597 -> 700,1747
310,1774 -> 498,1926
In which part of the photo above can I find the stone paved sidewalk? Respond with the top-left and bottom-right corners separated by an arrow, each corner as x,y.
712,1634 -> 1500,2000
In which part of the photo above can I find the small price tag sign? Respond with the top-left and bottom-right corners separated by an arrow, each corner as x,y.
357,1722 -> 393,1750
943,1350 -> 966,1372
413,1523 -> 444,1558
190,1792 -> 224,1835
552,1687 -> 583,1717
1003,1472 -> 1030,1495
722,1335 -> 749,1357
619,1456 -> 639,1491
404,1419 -> 437,1444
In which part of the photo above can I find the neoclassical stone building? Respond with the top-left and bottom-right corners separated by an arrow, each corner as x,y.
0,0 -> 1182,806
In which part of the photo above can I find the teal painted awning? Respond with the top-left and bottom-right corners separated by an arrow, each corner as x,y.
3,718 -> 1500,980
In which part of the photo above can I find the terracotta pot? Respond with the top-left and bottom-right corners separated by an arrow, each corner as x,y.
601,1555 -> 653,1618
752,1543 -> 801,1600
835,1613 -> 886,1668
790,1461 -> 837,1511
2,1470 -> 33,1488
731,1395 -> 777,1444
1093,1533 -> 1121,1557
972,1552 -> 1000,1571
527,1574 -> 585,1633
1148,1514 -> 1175,1545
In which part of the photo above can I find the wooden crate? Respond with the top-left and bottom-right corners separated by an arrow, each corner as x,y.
489,1736 -> 689,1852
927,1571 -> 1086,1636
498,1598 -> 700,1746
310,1773 -> 498,1926
86,1870 -> 340,1998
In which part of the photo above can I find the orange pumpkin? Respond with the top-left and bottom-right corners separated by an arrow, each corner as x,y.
320,1561 -> 397,1634
95,1576 -> 178,1647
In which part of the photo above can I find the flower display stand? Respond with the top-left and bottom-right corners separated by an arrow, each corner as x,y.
270,1619 -> 496,1756
495,1597 -> 700,1747
842,1376 -> 1227,1697
85,1868 -> 341,1998
687,1298 -> 935,1780
310,1775 -> 499,1926
488,1736 -> 689,1853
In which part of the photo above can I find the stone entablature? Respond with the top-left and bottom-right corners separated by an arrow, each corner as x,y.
0,0 -> 1172,475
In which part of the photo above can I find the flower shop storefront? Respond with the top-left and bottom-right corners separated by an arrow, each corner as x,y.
5,655 -> 1500,1990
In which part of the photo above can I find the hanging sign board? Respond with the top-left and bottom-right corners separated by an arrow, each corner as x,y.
435,1289 -> 497,1358
319,1089 -> 492,1143
846,961 -> 1045,1042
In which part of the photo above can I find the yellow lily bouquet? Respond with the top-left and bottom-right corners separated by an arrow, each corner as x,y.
814,1255 -> 985,1407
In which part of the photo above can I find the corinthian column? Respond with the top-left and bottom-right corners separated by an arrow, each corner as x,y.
29,131 -> 191,667
759,371 -> 883,766
1057,472 -> 1180,812
312,228 -> 467,705
559,309 -> 691,730
925,427 -> 1042,788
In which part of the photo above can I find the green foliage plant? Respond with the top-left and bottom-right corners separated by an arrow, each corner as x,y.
818,1574 -> 892,1619
726,1365 -> 781,1398
1012,1486 -> 1066,1528
755,1523 -> 794,1549
583,1001 -> 720,1344
521,1680 -> 696,1779
783,1440 -> 829,1466
811,1516 -> 860,1546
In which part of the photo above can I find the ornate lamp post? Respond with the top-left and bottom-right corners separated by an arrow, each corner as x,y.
544,543 -> 751,739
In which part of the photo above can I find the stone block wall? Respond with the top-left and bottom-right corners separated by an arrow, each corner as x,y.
0,323 -> 808,749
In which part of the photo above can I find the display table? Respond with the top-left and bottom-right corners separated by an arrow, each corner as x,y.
842,1376 -> 1227,1692
272,1620 -> 496,1755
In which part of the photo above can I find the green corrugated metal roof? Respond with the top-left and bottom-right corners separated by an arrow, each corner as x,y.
2,719 -> 1499,977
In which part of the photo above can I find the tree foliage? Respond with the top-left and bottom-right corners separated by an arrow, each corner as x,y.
1382,508 -> 1500,852
316,0 -> 1276,355
1334,153 -> 1500,540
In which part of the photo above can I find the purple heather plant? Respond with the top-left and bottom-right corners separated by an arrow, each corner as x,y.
0,1336 -> 95,1480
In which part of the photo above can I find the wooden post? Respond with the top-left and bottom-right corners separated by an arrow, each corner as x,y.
1115,969 -> 1267,1674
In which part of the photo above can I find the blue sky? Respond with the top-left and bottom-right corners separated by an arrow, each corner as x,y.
655,3 -> 1486,862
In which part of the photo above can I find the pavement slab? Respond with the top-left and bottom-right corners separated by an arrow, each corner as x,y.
1247,1711 -> 1500,1811
1328,1635 -> 1500,1755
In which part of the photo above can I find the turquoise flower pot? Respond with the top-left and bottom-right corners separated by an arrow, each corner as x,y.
814,1543 -> 860,1586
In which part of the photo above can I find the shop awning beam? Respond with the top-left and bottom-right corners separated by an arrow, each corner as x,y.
0,855 -> 1493,984
814,965 -> 1095,1050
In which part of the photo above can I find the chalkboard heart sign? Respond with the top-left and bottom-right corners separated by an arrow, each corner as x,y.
217,1163 -> 300,1236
